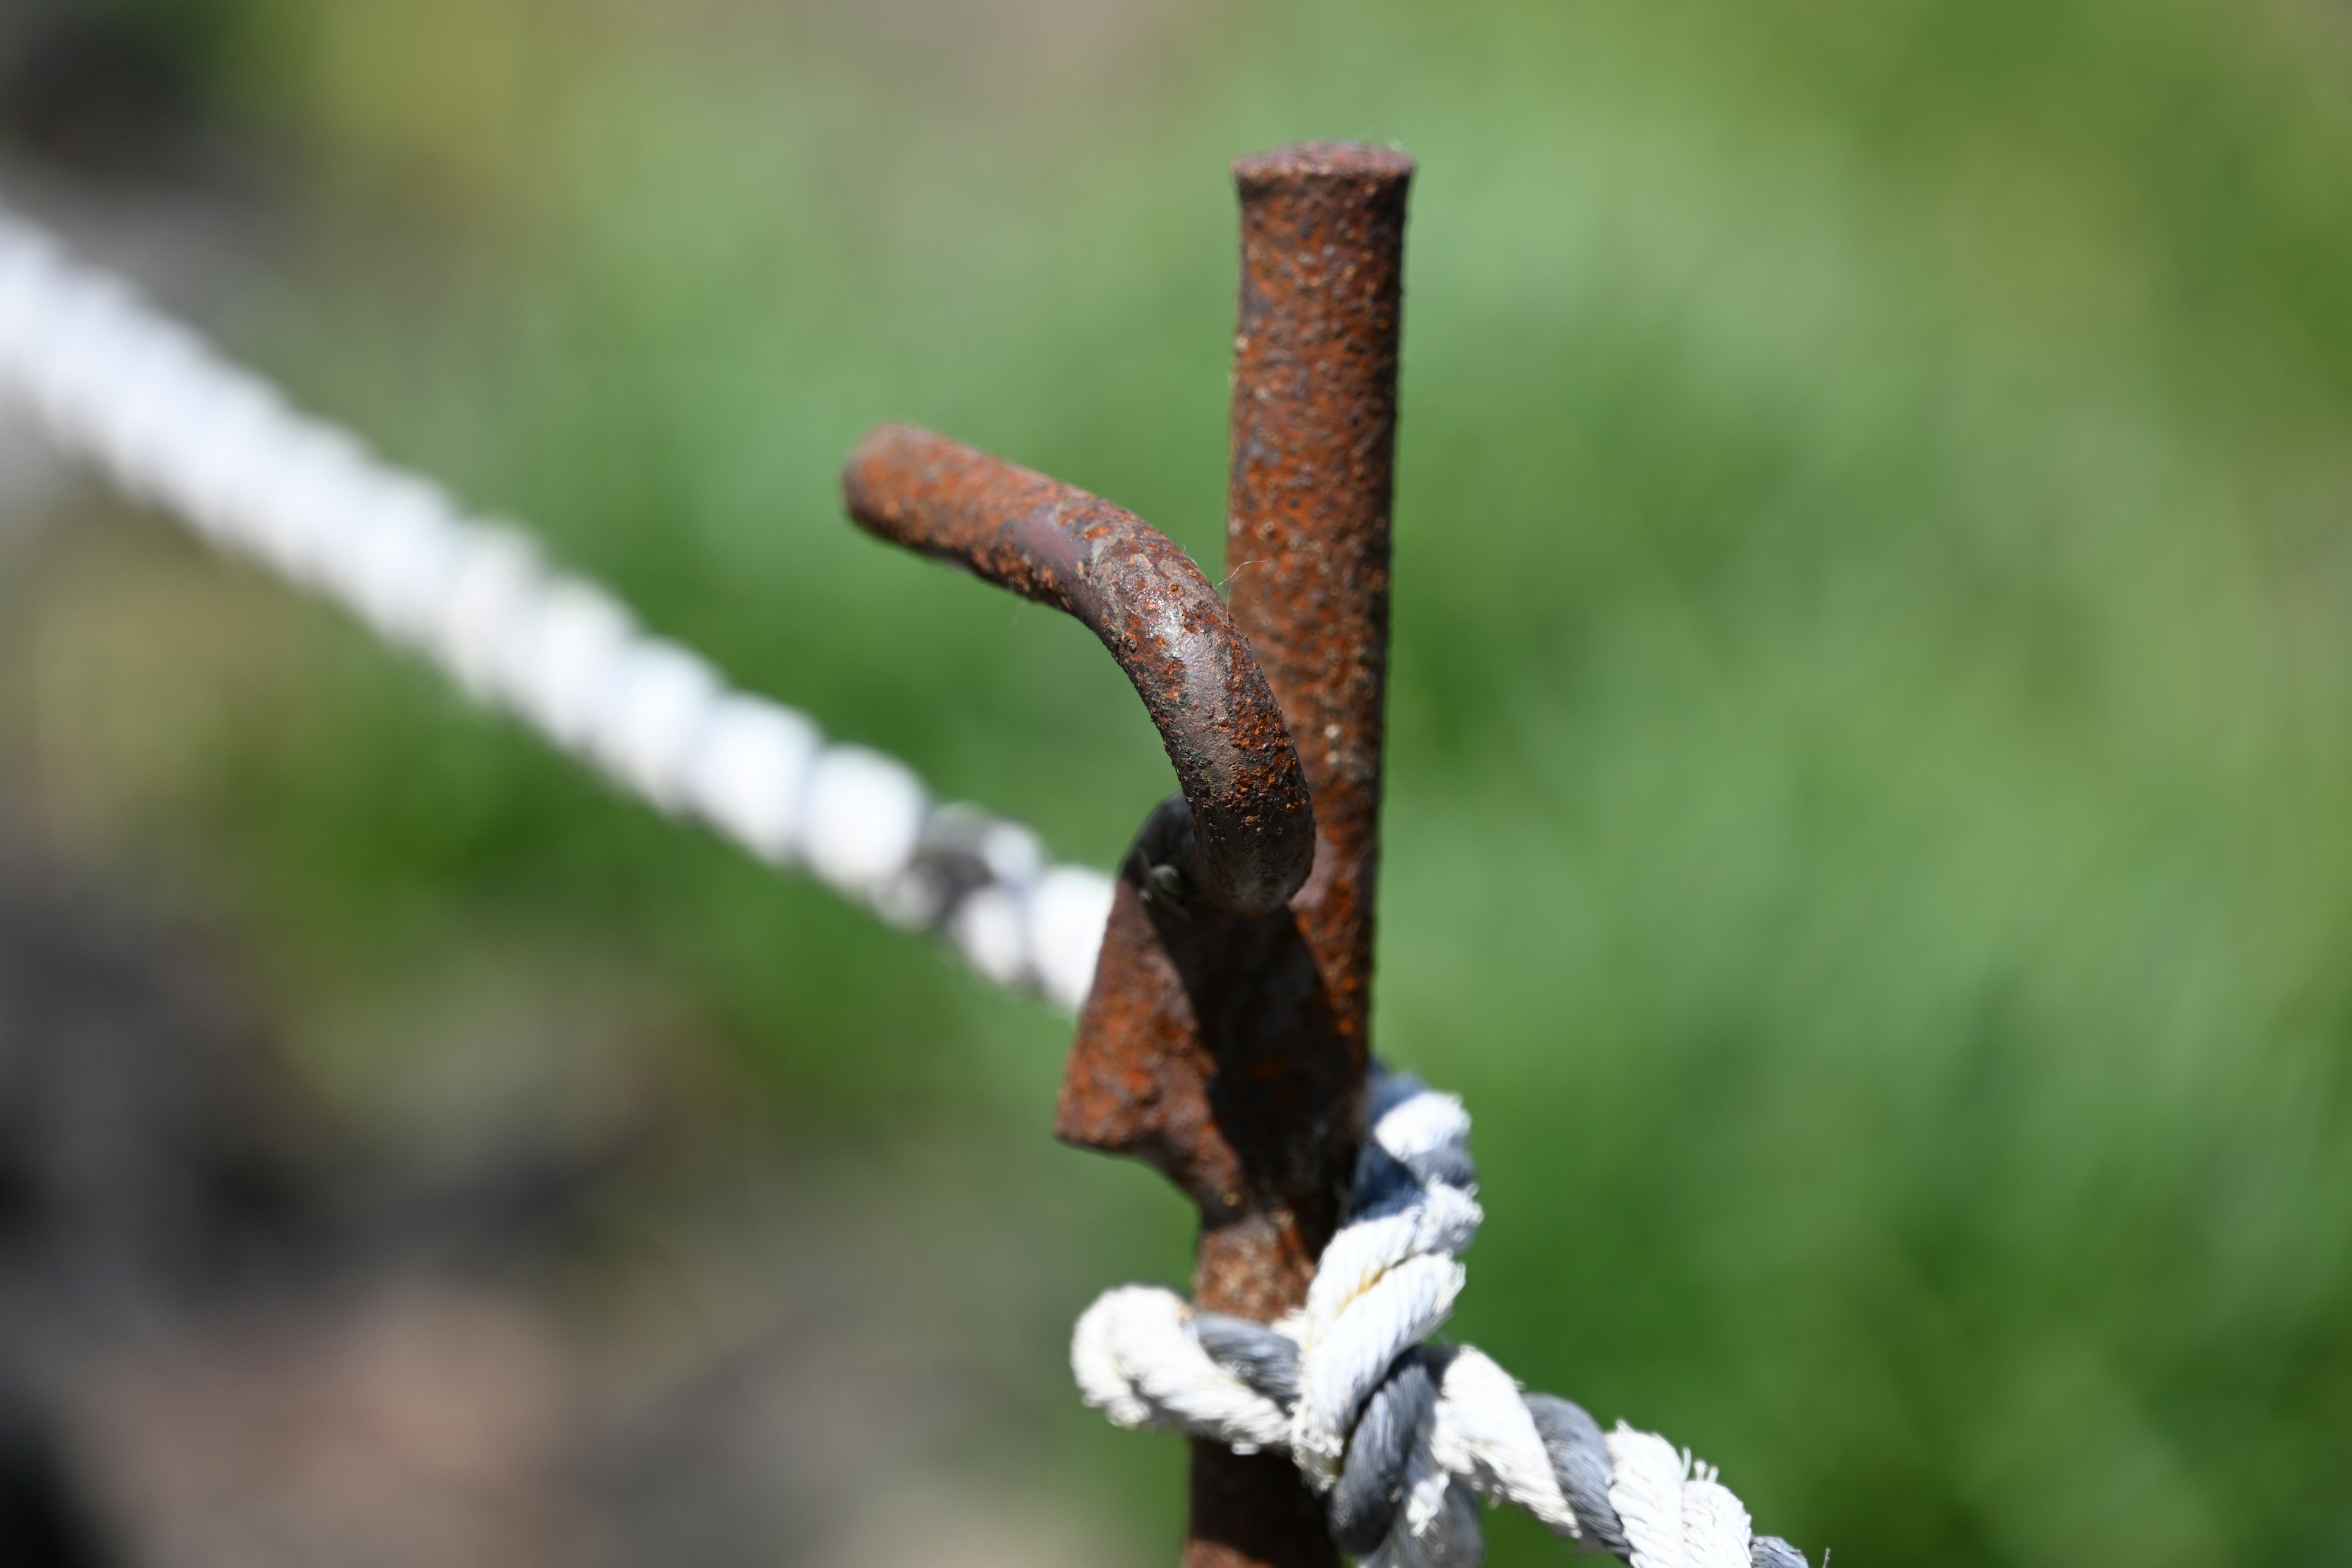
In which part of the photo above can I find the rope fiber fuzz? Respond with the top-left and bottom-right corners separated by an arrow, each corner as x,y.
1072,1069 -> 1809,1568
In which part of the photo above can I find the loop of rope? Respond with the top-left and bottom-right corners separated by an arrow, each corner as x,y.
0,207 -> 1114,1008
1071,1069 -> 1811,1568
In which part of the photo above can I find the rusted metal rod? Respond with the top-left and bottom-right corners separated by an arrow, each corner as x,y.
1188,138 -> 1412,1568
1223,141 -> 1411,1056
1057,141 -> 1414,1568
842,140 -> 1410,1568
844,423 -> 1316,915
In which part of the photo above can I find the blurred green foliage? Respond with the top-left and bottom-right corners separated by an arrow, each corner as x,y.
32,0 -> 2352,1561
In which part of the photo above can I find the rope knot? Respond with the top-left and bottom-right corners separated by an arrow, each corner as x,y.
1071,1069 -> 1811,1568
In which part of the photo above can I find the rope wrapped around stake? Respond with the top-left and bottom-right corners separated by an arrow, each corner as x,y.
1071,1070 -> 1811,1568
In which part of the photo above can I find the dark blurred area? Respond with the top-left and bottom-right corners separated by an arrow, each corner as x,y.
4,1 -> 2352,1565
0,820 -> 1097,1567
0,2 -> 214,183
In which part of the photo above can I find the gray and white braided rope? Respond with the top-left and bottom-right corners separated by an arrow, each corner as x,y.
1072,1069 -> 1808,1568
0,205 -> 1115,1007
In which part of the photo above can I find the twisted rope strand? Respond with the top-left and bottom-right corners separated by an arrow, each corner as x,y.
1071,1069 -> 1811,1568
0,206 -> 1114,1007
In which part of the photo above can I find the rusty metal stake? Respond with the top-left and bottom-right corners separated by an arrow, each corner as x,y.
846,141 -> 1411,1568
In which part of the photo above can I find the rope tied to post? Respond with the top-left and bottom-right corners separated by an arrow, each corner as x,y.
0,183 -> 1821,1568
1072,1068 -> 1809,1568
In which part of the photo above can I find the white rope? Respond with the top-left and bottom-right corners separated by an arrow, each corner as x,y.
0,206 -> 1114,1009
1071,1069 -> 1812,1568
0,206 -> 1811,1567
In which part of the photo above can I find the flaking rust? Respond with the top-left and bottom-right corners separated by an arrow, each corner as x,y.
844,141 -> 1412,1568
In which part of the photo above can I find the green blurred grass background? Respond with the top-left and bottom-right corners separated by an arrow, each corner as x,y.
14,0 -> 2352,1561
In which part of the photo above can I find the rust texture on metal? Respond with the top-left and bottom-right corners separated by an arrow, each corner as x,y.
1223,140 -> 1411,1064
840,140 -> 1409,1568
1055,141 -> 1414,1568
845,423 -> 1315,914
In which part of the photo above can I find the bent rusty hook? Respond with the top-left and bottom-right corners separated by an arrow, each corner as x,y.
843,423 -> 1315,915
